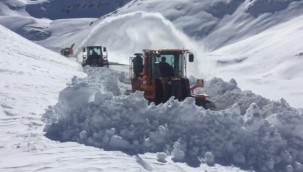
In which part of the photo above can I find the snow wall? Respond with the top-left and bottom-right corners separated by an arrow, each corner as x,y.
44,67 -> 303,172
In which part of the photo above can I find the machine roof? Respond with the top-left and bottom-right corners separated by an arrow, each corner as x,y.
143,49 -> 189,53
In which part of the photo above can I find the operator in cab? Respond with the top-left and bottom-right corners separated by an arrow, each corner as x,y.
159,56 -> 174,77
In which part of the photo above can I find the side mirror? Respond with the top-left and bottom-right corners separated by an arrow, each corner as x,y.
189,53 -> 194,62
83,48 -> 86,52
103,47 -> 107,52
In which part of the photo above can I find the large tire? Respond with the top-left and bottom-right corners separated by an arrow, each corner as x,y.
195,99 -> 216,110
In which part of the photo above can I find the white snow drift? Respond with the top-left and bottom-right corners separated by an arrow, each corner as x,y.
44,67 -> 303,172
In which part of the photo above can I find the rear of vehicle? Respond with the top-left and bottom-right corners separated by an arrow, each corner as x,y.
82,46 -> 109,67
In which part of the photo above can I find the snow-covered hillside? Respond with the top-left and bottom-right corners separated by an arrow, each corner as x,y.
207,15 -> 303,108
117,0 -> 303,50
25,0 -> 131,19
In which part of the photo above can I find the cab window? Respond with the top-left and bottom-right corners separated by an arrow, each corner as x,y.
151,52 -> 184,78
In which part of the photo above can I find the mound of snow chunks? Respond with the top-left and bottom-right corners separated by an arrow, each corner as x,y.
44,68 -> 303,172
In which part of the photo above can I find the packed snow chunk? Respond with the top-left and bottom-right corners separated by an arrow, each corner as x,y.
243,103 -> 261,125
204,152 -> 215,166
286,165 -> 294,172
79,130 -> 88,141
294,162 -> 303,172
157,152 -> 167,163
107,135 -> 130,150
171,138 -> 187,162
44,72 -> 303,171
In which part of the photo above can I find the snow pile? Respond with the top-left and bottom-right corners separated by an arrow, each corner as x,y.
44,67 -> 303,171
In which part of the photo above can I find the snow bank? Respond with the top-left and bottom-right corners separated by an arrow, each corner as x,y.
44,67 -> 303,171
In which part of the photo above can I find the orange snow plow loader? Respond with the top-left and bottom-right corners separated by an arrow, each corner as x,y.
129,49 -> 215,110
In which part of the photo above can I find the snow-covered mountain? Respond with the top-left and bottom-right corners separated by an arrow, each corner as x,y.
117,0 -> 303,50
26,0 -> 131,19
1,0 -> 303,171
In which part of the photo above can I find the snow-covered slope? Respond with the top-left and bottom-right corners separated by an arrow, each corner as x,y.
117,0 -> 303,50
0,0 -> 28,17
0,22 -> 245,172
25,0 -> 131,19
207,14 -> 303,108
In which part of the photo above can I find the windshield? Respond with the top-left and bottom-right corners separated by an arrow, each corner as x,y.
151,52 -> 185,78
88,47 -> 102,58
